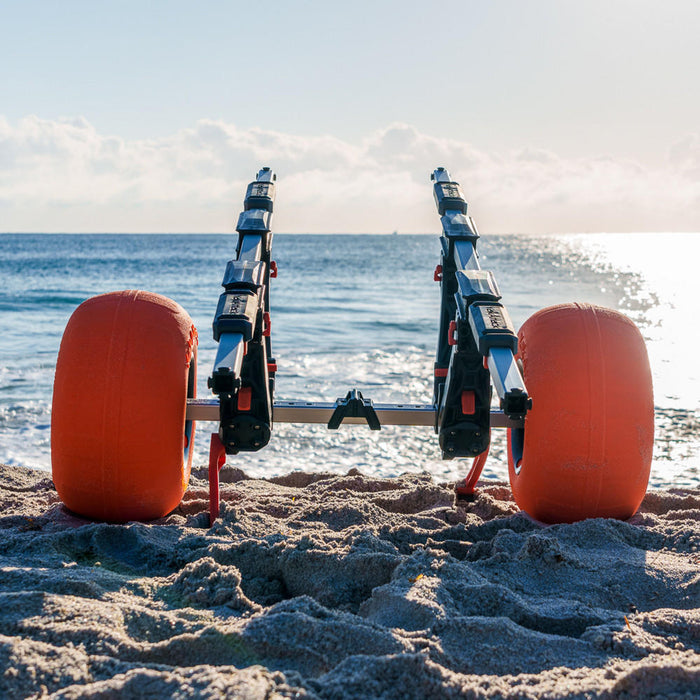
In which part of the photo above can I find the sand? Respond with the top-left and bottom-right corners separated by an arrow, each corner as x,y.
0,463 -> 698,699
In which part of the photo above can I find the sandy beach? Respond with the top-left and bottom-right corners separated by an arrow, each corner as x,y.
1,462 -> 698,699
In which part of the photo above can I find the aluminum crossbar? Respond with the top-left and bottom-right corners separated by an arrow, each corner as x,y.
186,398 -> 523,429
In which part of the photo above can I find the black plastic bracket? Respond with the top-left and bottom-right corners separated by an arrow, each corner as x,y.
328,390 -> 381,430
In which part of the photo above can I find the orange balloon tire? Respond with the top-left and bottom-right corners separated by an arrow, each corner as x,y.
507,303 -> 654,523
51,290 -> 198,521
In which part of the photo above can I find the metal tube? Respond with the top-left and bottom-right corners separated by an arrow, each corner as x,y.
212,332 -> 246,378
186,398 -> 524,429
237,233 -> 263,261
486,346 -> 531,419
487,346 -> 526,400
452,238 -> 480,271
432,167 -> 453,183
274,401 -> 436,426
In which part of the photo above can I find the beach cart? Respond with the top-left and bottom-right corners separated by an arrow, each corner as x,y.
51,168 -> 654,524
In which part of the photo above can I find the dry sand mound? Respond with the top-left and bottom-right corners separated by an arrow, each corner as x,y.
1,463 -> 698,699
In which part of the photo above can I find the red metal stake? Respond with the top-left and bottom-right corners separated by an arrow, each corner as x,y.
208,433 -> 226,526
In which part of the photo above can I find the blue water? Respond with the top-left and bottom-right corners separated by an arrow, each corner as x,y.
1,232 -> 698,489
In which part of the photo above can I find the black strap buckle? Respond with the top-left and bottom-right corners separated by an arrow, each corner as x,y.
327,389 -> 381,431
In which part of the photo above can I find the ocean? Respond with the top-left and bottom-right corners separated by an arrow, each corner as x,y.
1,232 -> 698,489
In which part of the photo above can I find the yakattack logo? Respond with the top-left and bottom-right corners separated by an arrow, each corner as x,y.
224,294 -> 252,316
251,183 -> 271,197
441,184 -> 461,198
480,305 -> 509,331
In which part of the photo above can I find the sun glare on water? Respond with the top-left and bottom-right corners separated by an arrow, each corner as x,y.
570,232 -> 700,408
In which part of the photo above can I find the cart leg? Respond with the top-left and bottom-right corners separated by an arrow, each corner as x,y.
208,433 -> 227,526
455,442 -> 490,498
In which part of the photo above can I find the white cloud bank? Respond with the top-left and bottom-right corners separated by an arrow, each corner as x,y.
1,115 -> 699,233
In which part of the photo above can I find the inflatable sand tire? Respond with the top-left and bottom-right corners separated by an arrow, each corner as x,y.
507,303 -> 653,523
52,291 -> 197,521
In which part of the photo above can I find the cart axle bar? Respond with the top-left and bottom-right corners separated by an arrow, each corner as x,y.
186,398 -> 523,429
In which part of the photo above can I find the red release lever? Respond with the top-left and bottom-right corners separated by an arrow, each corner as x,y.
263,312 -> 271,337
270,261 -> 278,278
237,386 -> 252,412
434,264 -> 443,282
461,390 -> 476,415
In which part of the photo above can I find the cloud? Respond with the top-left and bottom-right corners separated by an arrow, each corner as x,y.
0,115 -> 698,232
668,133 -> 700,180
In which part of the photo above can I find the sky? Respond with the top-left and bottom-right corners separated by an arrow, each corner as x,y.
1,0 -> 699,233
